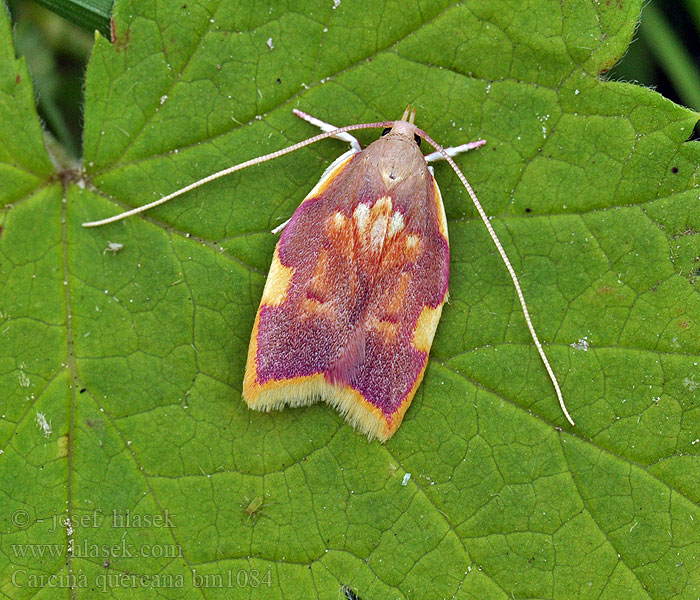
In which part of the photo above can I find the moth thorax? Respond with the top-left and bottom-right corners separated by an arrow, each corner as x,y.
367,139 -> 426,189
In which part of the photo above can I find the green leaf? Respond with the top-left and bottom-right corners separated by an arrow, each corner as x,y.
2,1 -> 700,598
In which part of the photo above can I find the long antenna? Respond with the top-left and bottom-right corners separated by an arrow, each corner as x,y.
418,128 -> 574,426
82,121 -> 393,227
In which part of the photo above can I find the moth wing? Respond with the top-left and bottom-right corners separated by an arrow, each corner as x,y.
341,176 -> 449,440
243,149 -> 361,408
244,154 -> 449,442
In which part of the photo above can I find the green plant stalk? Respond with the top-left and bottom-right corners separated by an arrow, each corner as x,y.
39,94 -> 79,158
33,0 -> 112,36
641,2 -> 700,112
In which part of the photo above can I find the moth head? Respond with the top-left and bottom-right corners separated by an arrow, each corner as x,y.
380,105 -> 422,148
372,106 -> 426,188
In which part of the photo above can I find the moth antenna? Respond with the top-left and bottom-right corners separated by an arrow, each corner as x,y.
418,129 -> 575,427
82,121 -> 394,227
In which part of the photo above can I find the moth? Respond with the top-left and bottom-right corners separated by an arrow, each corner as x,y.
84,107 -> 574,441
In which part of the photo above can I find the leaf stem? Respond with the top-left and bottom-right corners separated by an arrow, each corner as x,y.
33,0 -> 112,36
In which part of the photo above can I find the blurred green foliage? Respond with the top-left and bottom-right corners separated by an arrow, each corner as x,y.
6,0 -> 107,157
608,0 -> 700,122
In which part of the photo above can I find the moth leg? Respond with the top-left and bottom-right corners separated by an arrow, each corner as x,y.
271,216 -> 291,235
424,139 -> 486,163
293,109 -> 362,152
